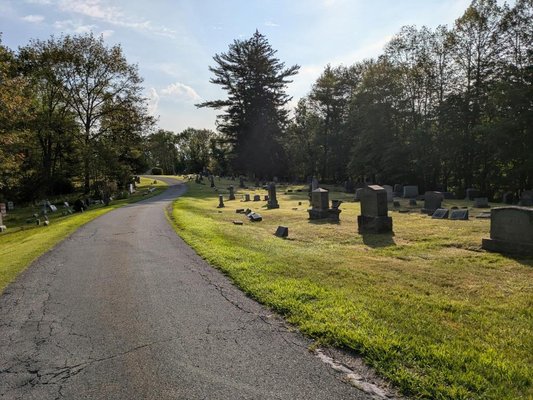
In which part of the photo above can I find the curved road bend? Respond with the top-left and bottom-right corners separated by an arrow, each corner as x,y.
0,177 -> 370,399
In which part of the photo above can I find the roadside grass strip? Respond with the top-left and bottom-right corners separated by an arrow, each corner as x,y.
169,178 -> 533,400
0,177 -> 167,291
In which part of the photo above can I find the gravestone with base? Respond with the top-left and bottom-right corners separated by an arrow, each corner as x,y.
403,186 -> 419,198
267,183 -> 279,209
228,186 -> 236,201
308,188 -> 341,221
253,195 -> 261,202
422,191 -> 443,215
357,185 -> 393,234
217,195 -> 225,208
482,206 -> 533,255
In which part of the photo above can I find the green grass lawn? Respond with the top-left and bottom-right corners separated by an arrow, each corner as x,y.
0,177 -> 167,291
169,178 -> 533,400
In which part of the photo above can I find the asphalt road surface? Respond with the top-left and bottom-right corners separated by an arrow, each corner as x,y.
0,178 -> 371,399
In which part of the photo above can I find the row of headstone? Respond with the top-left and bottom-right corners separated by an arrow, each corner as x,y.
431,208 -> 469,220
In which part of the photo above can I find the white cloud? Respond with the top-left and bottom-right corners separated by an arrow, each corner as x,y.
22,14 -> 45,23
55,0 -> 177,38
264,20 -> 279,27
146,87 -> 160,116
54,19 -> 96,34
101,29 -> 114,39
161,82 -> 201,102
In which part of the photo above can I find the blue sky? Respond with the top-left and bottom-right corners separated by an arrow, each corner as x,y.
1,0 -> 477,133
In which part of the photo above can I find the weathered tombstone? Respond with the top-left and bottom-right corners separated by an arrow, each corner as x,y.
0,203 -> 6,215
382,185 -> 394,203
308,188 -> 341,221
519,190 -> 533,207
228,186 -> 236,201
357,185 -> 392,234
474,197 -> 490,208
449,209 -> 469,220
409,199 -> 417,206
422,191 -> 443,215
239,176 -> 245,188
243,194 -> 250,202
465,188 -> 480,200
7,201 -> 14,211
432,208 -> 449,219
274,226 -> 289,238
253,194 -> 261,202
267,183 -> 279,209
48,204 -> 58,212
403,185 -> 419,198
502,192 -> 514,205
248,212 -> 263,222
217,194 -> 225,208
311,176 -> 319,191
354,188 -> 365,202
393,184 -> 403,197
482,207 -> 533,255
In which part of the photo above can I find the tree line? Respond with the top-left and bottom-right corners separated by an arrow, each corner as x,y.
1,0 -> 531,202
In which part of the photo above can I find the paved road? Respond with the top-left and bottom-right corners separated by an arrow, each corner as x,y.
0,178 -> 370,399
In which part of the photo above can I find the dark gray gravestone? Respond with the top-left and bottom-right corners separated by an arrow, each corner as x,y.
217,195 -> 225,208
274,226 -> 289,238
264,195 -> 269,201
422,191 -> 443,215
357,185 -> 392,233
432,208 -> 449,219
465,188 -> 480,200
474,197 -> 490,208
308,188 -> 341,221
248,212 -> 263,222
243,194 -> 250,202
7,201 -> 14,211
503,192 -> 514,205
449,209 -> 469,220
519,190 -> 533,207
354,188 -> 365,202
228,186 -> 236,201
482,207 -> 533,255
402,185 -> 419,198
382,185 -> 394,203
267,183 -> 280,209
253,195 -> 261,202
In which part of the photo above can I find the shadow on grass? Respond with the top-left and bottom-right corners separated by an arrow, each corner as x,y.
362,232 -> 396,248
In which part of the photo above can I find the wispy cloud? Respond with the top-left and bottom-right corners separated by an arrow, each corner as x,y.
54,19 -> 96,34
146,87 -> 160,116
264,20 -> 279,27
22,14 -> 45,23
161,82 -> 201,102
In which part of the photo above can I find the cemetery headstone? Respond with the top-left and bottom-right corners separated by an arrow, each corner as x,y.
264,195 -> 269,201
422,191 -> 443,215
7,201 -> 14,211
357,185 -> 393,234
503,192 -> 514,205
308,188 -> 341,221
248,212 -> 263,222
48,204 -> 58,212
474,197 -> 490,208
311,176 -> 319,191
403,185 -> 419,198
243,194 -> 250,202
228,186 -> 236,201
431,208 -> 449,219
354,188 -> 365,202
519,190 -> 533,207
274,226 -> 289,238
253,195 -> 261,202
382,185 -> 394,203
217,194 -> 225,208
267,183 -> 280,209
0,203 -> 6,215
331,200 -> 343,209
482,206 -> 533,255
449,209 -> 469,220
393,184 -> 403,197
209,175 -> 215,188
465,188 -> 480,200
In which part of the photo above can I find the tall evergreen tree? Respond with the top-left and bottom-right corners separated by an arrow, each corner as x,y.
198,31 -> 299,178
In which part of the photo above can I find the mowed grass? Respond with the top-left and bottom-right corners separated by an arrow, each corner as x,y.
170,178 -> 533,400
0,177 -> 167,292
